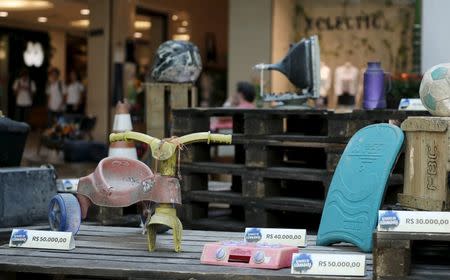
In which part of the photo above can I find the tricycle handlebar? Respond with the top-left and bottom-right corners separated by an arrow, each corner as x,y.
109,131 -> 232,160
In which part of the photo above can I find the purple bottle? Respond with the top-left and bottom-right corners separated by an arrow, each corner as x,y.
363,62 -> 390,109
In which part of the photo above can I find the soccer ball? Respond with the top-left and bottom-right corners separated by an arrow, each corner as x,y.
151,40 -> 202,83
420,63 -> 450,116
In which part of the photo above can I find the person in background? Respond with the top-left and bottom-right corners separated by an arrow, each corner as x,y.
210,81 -> 256,131
235,81 -> 256,109
13,68 -> 36,122
65,70 -> 84,114
46,67 -> 65,126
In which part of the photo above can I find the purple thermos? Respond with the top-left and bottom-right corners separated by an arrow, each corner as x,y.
363,62 -> 390,109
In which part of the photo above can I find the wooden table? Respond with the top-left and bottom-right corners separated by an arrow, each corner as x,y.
0,225 -> 372,279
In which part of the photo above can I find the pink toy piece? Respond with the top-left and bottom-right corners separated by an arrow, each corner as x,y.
77,157 -> 181,218
201,241 -> 298,269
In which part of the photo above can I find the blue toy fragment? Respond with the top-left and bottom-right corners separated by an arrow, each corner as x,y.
316,123 -> 404,252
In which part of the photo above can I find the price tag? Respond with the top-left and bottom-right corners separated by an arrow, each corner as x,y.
398,98 -> 426,111
291,252 -> 366,276
378,210 -> 450,233
9,229 -> 75,250
244,228 -> 306,247
57,178 -> 79,192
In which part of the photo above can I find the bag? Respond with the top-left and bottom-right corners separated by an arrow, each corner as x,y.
0,117 -> 29,167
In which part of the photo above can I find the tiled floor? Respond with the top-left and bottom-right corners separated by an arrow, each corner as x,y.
21,130 -> 97,178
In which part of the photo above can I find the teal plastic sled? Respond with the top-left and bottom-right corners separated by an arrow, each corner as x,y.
316,123 -> 404,252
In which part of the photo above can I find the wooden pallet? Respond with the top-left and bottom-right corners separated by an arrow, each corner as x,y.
373,231 -> 450,279
399,117 -> 450,211
0,225 -> 373,280
172,108 -> 428,231
145,83 -> 197,139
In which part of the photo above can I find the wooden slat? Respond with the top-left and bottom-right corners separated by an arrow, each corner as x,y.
0,255 -> 372,280
262,197 -> 324,213
172,107 -> 428,119
186,218 -> 245,232
181,162 -> 329,182
184,191 -> 324,214
373,231 -> 450,279
231,133 -> 349,145
146,83 -> 166,139
170,84 -> 190,109
376,231 -> 450,242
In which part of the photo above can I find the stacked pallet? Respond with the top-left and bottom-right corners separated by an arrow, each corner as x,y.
374,231 -> 450,279
146,83 -> 197,139
172,108 -> 428,232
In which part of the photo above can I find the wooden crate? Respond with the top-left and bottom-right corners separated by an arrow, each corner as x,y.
172,108 -> 428,231
374,231 -> 450,279
399,116 -> 450,211
145,83 -> 197,139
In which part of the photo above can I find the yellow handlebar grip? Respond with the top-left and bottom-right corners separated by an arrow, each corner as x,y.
209,133 -> 232,144
109,132 -> 125,142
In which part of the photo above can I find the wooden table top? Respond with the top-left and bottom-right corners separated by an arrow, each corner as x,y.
0,225 -> 372,279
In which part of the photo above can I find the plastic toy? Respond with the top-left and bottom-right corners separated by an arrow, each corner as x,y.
151,40 -> 202,83
419,63 -> 450,116
201,241 -> 298,269
316,123 -> 404,252
48,131 -> 232,252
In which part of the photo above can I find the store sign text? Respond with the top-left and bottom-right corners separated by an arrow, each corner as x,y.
426,142 -> 438,191
305,13 -> 384,31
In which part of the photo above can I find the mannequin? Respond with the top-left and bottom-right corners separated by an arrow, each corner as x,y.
316,61 -> 332,108
320,62 -> 332,97
334,62 -> 359,108
355,67 -> 366,109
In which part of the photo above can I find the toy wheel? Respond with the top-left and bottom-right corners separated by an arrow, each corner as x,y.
48,193 -> 81,234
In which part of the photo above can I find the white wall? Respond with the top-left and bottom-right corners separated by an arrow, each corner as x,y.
422,0 -> 450,72
87,0 -> 111,141
228,0 -> 272,97
271,0 -> 295,93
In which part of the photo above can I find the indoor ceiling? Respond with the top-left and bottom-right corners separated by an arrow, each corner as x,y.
0,0 -> 88,33
0,0 -> 164,39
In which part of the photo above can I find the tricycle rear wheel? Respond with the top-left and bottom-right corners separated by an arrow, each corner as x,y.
48,193 -> 81,234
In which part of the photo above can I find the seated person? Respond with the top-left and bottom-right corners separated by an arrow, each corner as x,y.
211,81 -> 256,131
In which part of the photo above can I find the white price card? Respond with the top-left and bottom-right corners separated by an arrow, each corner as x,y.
57,178 -> 79,192
244,228 -> 306,247
398,98 -> 426,111
9,229 -> 75,250
291,252 -> 366,276
378,210 -> 450,233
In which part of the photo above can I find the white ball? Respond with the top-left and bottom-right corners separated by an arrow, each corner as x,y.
420,63 -> 450,116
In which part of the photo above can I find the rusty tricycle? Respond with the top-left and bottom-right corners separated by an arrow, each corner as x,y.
48,131 -> 232,252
